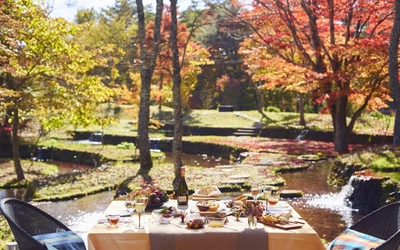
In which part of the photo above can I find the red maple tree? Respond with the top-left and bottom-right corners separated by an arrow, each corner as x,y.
238,0 -> 392,153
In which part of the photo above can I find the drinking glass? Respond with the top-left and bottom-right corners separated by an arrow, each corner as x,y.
261,186 -> 272,200
125,195 -> 135,228
133,192 -> 149,229
106,214 -> 120,228
268,192 -> 280,206
250,182 -> 260,200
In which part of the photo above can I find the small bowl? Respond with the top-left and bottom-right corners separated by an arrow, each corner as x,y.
206,216 -> 227,228
196,202 -> 210,212
106,214 -> 120,227
186,214 -> 206,229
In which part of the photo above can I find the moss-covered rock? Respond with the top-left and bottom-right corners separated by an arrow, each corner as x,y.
327,161 -> 365,188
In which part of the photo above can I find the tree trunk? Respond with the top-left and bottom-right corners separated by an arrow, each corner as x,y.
170,0 -> 184,194
389,0 -> 400,146
298,93 -> 306,126
333,96 -> 349,153
257,87 -> 264,114
137,72 -> 153,182
11,108 -> 25,180
135,0 -> 163,182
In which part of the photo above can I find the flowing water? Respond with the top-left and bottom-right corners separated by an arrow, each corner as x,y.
1,156 -> 363,244
279,163 -> 362,241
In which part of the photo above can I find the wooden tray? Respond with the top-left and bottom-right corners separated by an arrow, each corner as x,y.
258,219 -> 304,230
192,195 -> 222,201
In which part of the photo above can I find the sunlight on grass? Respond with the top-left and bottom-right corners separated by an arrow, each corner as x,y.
42,105 -> 394,137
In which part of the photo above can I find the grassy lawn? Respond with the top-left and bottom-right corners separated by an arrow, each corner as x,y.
42,105 -> 393,139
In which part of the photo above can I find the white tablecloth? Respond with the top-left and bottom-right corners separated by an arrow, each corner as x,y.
88,200 -> 325,250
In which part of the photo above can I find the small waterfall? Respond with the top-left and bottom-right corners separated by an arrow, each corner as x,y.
336,175 -> 356,206
306,175 -> 358,227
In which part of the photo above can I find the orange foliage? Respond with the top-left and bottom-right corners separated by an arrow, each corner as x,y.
239,0 -> 393,112
142,5 -> 212,108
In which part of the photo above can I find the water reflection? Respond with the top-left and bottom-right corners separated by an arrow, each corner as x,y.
0,189 -> 25,201
37,191 -> 116,242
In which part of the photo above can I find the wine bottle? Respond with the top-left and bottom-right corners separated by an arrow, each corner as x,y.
177,167 -> 189,205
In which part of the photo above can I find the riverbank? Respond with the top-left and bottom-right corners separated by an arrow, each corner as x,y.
2,139 -> 400,250
2,136 -> 400,201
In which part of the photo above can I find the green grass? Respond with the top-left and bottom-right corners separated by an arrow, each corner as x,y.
43,105 -> 394,139
38,141 -> 164,162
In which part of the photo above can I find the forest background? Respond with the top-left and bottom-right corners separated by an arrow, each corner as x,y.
1,0 -> 400,186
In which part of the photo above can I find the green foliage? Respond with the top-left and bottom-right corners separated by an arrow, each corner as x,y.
1,0 -> 115,134
369,111 -> 385,118
0,216 -> 13,250
116,142 -> 136,150
370,157 -> 397,171
266,106 -> 280,113
369,150 -> 400,172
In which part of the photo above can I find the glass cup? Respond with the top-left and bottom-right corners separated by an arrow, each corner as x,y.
106,214 -> 120,227
250,182 -> 260,200
268,192 -> 280,206
233,208 -> 242,221
261,186 -> 273,200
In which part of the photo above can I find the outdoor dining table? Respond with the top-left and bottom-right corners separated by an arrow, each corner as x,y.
87,200 -> 326,250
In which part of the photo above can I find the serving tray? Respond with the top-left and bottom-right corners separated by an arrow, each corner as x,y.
258,219 -> 304,230
192,195 -> 222,201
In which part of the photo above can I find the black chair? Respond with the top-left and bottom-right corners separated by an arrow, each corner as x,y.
329,201 -> 400,250
0,198 -> 86,250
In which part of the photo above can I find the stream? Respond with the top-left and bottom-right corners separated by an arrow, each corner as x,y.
1,156 -> 363,244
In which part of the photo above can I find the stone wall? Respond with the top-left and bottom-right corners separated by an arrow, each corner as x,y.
348,177 -> 384,214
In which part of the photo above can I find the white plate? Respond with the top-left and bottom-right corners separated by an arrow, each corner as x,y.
106,210 -> 131,217
98,217 -> 131,223
267,205 -> 291,210
267,205 -> 292,214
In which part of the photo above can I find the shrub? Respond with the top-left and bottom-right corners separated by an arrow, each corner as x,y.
116,142 -> 135,150
266,106 -> 280,112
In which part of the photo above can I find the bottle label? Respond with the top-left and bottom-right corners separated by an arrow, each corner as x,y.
177,196 -> 188,203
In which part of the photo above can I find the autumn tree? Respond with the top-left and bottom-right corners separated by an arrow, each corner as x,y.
183,1 -> 257,111
0,0 -> 114,180
74,1 -> 140,106
169,0 -> 184,193
136,3 -> 211,191
144,5 -> 212,115
135,0 -> 163,182
239,0 -> 392,153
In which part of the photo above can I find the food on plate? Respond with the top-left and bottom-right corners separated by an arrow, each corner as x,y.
226,195 -> 248,209
186,214 -> 206,229
196,201 -> 219,212
207,216 -> 226,228
194,186 -> 222,197
129,184 -> 169,207
157,206 -> 177,217
209,203 -> 219,212
186,218 -> 205,229
259,214 -> 289,224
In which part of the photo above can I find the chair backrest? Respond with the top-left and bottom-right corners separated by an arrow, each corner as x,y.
0,198 -> 71,250
375,230 -> 400,250
350,201 -> 400,250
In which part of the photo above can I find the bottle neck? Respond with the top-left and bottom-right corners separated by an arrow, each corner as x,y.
180,167 -> 185,178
